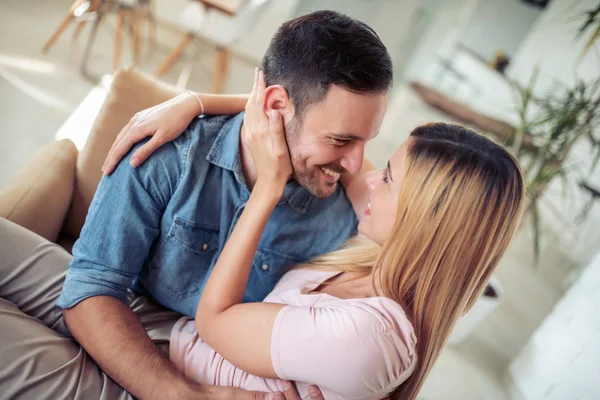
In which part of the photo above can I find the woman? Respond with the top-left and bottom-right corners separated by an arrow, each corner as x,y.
105,73 -> 525,400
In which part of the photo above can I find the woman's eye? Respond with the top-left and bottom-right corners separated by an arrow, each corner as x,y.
382,168 -> 389,183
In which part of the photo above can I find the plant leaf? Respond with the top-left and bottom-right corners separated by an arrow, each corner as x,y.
591,147 -> 600,174
530,199 -> 541,267
577,4 -> 600,37
557,167 -> 569,198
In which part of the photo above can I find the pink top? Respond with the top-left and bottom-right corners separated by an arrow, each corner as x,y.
170,269 -> 417,400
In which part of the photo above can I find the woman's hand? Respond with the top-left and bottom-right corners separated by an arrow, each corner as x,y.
101,92 -> 202,175
242,69 -> 292,199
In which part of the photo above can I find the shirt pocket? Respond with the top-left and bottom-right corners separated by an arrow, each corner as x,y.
150,217 -> 219,298
246,247 -> 299,302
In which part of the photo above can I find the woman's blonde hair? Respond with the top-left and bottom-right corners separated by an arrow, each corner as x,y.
303,122 -> 526,400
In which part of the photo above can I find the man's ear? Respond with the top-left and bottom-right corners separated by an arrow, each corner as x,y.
263,85 -> 295,123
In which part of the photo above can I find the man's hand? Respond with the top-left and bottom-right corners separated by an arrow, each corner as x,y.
183,384 -> 266,400
200,382 -> 325,400
267,383 -> 325,400
274,382 -> 325,400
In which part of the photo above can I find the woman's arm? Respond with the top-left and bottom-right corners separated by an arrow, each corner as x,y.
194,183 -> 286,378
196,92 -> 249,115
102,91 -> 249,175
194,70 -> 290,378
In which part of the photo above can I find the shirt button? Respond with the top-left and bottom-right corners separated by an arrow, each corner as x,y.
262,264 -> 269,271
202,243 -> 208,251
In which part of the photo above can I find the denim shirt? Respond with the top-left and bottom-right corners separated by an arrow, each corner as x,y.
57,113 -> 358,317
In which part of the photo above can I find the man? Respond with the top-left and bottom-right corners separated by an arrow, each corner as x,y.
0,10 -> 392,399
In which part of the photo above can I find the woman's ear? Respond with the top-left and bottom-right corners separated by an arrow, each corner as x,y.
263,85 -> 295,123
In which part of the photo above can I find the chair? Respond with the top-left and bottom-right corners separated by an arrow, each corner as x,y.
41,0 -> 156,76
41,0 -> 97,54
154,0 -> 271,93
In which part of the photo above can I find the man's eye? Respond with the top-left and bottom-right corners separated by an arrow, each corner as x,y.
331,138 -> 350,146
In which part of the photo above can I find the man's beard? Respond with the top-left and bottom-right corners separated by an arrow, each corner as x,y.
285,119 -> 345,199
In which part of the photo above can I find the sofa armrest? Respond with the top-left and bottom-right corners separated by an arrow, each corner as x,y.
63,67 -> 181,238
0,139 -> 78,243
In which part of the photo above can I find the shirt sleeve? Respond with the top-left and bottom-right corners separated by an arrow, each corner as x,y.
270,299 -> 417,400
56,137 -> 184,309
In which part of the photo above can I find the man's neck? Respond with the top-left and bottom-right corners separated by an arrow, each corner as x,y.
239,122 -> 258,190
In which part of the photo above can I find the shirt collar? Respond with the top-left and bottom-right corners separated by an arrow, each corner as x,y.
206,112 -> 314,214
206,113 -> 245,184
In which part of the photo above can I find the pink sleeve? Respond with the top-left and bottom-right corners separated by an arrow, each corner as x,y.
270,299 -> 416,399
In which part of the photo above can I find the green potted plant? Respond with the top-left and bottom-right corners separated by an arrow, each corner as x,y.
504,70 -> 600,263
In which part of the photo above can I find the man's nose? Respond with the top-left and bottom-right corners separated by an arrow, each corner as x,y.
339,142 -> 365,175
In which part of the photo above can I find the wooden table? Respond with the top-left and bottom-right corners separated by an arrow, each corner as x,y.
155,0 -> 246,93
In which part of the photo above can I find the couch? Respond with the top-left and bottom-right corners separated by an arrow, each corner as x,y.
0,67 -> 182,251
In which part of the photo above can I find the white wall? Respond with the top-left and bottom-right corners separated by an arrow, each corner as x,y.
507,250 -> 600,400
459,0 -> 542,60
404,0 -> 482,82
508,0 -> 600,91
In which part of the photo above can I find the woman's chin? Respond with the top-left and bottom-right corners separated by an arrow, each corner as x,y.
357,219 -> 369,238
358,219 -> 386,246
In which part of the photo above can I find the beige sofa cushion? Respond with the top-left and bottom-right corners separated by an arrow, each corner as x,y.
64,67 -> 180,238
0,139 -> 78,242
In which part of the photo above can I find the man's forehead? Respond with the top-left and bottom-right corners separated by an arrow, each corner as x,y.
324,85 -> 388,104
310,96 -> 385,125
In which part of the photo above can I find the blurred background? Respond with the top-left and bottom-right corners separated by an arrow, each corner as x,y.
0,0 -> 599,399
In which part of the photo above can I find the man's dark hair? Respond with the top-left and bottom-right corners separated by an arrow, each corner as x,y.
261,10 -> 393,119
